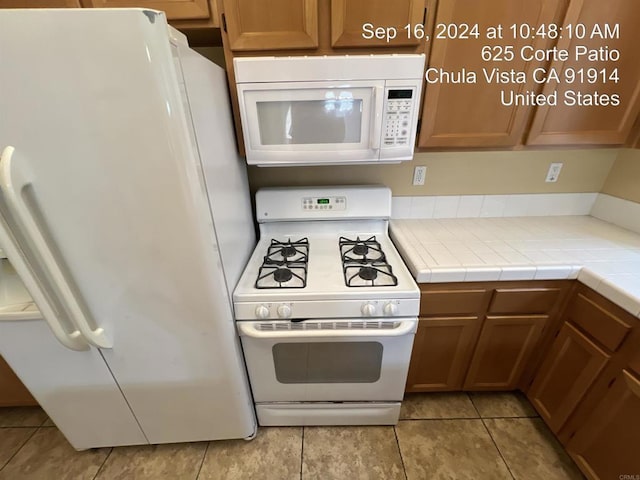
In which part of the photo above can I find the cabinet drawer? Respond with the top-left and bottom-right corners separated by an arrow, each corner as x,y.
489,288 -> 561,315
420,289 -> 489,316
567,293 -> 633,352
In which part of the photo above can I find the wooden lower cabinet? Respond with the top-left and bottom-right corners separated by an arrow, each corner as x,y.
566,369 -> 640,480
406,316 -> 480,392
527,322 -> 610,432
0,355 -> 37,407
463,315 -> 548,390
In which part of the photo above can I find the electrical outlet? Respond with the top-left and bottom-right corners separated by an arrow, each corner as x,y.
545,162 -> 563,183
413,166 -> 426,186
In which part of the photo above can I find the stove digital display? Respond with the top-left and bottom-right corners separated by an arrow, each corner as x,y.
317,198 -> 330,204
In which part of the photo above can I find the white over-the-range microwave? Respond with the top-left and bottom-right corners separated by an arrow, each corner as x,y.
234,54 -> 426,167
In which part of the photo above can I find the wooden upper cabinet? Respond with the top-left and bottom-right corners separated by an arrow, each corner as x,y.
221,0 -> 318,51
331,0 -> 426,48
0,0 -> 80,6
83,0 -> 210,21
567,369 -> 640,479
527,0 -> 640,145
418,0 -> 568,148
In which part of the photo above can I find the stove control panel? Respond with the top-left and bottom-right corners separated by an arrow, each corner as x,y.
302,196 -> 347,211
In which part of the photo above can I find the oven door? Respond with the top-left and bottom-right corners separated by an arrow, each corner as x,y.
237,318 -> 417,402
236,81 -> 385,166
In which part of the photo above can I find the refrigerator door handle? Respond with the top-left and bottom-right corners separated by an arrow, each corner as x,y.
0,148 -> 87,350
0,146 -> 113,349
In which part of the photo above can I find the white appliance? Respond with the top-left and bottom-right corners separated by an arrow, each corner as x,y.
233,186 -> 420,426
0,9 -> 257,449
234,55 -> 425,166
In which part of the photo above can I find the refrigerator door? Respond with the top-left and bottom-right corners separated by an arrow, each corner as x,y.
0,9 -> 256,444
0,261 -> 148,449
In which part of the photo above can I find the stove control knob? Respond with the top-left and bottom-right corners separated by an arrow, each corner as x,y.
383,302 -> 399,316
277,304 -> 292,318
255,305 -> 270,319
361,302 -> 377,317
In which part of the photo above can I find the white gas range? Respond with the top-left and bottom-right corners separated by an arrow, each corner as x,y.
233,186 -> 420,426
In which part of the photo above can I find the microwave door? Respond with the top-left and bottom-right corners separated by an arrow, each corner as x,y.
238,81 -> 385,166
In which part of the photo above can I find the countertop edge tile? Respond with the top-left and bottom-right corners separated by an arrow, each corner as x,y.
391,217 -> 640,318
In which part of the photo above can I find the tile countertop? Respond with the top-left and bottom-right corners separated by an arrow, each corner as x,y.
390,216 -> 640,319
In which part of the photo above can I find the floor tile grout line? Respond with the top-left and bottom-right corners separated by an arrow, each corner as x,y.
480,418 -> 517,480
91,446 -> 113,480
467,392 -> 482,417
0,424 -> 39,472
194,441 -> 210,480
299,426 -> 304,480
392,425 -> 408,480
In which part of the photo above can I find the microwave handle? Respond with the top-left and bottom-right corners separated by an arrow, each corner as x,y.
370,86 -> 384,151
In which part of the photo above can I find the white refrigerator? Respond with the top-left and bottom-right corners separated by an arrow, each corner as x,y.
0,9 -> 257,449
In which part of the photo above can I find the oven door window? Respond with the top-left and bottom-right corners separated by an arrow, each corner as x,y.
272,342 -> 383,383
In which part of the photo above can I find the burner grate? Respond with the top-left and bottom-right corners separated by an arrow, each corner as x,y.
339,235 -> 386,263
255,238 -> 309,289
264,237 -> 309,265
340,236 -> 398,287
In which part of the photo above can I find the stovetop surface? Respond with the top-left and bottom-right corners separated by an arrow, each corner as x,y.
233,225 -> 419,304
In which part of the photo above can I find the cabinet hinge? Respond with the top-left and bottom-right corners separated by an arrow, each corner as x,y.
221,13 -> 227,33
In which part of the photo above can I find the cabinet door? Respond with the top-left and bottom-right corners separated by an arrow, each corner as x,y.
221,0 -> 318,51
567,370 -> 640,479
527,0 -> 640,145
406,316 -> 480,392
331,0 -> 426,48
83,0 -> 210,21
0,355 -> 37,407
528,322 -> 610,432
464,315 -> 548,390
0,0 -> 80,6
418,0 -> 566,147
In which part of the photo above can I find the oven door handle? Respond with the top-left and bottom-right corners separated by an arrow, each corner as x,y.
237,320 -> 417,339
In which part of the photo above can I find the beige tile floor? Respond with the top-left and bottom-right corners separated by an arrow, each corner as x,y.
0,392 -> 584,480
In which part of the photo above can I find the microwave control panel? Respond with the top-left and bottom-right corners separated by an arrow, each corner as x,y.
382,88 -> 416,148
302,196 -> 347,211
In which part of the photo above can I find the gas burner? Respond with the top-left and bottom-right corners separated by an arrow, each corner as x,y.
255,264 -> 306,289
358,266 -> 378,281
343,262 -> 398,287
265,238 -> 309,265
339,236 -> 386,263
273,268 -> 293,283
